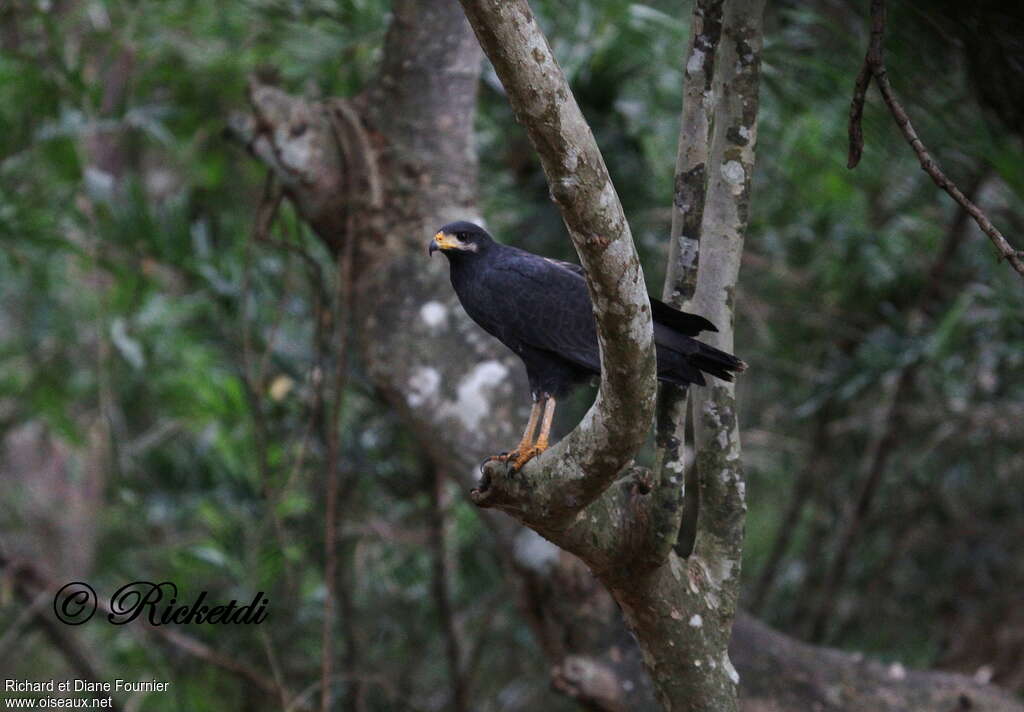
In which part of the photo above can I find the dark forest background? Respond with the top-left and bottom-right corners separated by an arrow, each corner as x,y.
1,0 -> 1022,709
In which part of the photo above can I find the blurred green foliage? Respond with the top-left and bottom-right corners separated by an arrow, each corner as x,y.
1,0 -> 1022,708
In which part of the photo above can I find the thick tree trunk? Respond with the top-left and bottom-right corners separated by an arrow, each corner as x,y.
228,1 -> 1024,710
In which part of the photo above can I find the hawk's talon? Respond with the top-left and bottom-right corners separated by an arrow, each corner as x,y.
480,451 -> 513,474
509,444 -> 547,473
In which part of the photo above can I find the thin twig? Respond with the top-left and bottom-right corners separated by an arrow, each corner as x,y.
807,366 -> 912,641
457,590 -> 505,695
846,62 -> 871,169
872,75 -> 1024,275
287,671 -> 431,712
260,628 -> 292,710
242,177 -> 297,598
0,553 -> 287,710
748,410 -> 832,614
319,272 -> 343,712
0,589 -> 49,662
279,210 -> 329,501
805,172 -> 984,641
33,613 -> 124,711
846,0 -> 1024,277
321,102 -> 361,712
428,465 -> 469,712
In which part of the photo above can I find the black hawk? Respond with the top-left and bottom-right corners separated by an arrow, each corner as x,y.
430,221 -> 746,470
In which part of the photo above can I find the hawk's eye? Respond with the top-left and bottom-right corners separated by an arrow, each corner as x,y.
458,233 -> 468,241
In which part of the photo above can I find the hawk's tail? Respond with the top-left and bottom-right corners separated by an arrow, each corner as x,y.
655,323 -> 747,386
689,341 -> 748,382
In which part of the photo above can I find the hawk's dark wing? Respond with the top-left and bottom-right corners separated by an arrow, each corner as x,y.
544,257 -> 718,336
480,250 -> 601,373
463,247 -> 736,390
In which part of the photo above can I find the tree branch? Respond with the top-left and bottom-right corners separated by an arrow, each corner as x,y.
847,0 -> 1024,278
321,224 -> 356,711
688,0 -> 762,590
667,0 -> 724,307
459,0 -> 657,533
642,0 -> 728,569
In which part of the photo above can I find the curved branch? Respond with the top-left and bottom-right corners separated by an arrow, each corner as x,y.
459,0 -> 657,530
847,0 -> 1024,278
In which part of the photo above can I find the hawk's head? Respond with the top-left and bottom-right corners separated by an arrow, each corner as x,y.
429,221 -> 494,257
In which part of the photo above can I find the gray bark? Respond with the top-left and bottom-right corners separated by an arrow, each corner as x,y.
652,0 -> 727,564
227,1 -> 1024,710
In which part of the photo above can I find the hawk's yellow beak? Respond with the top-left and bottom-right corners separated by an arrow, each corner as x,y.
428,231 -> 462,255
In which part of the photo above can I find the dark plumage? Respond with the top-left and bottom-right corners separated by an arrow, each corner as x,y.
429,221 -> 746,468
